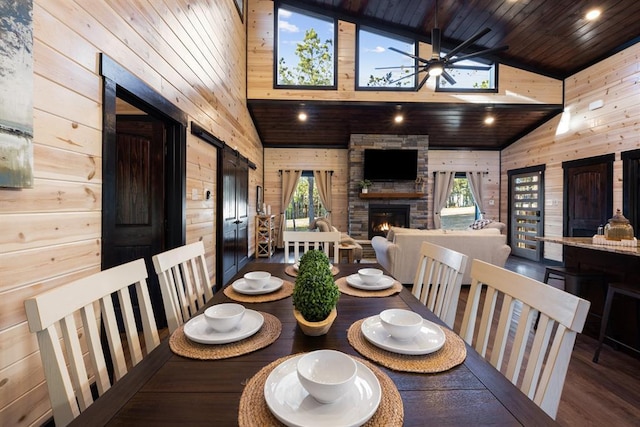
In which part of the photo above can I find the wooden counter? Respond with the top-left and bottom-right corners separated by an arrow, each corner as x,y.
537,236 -> 640,356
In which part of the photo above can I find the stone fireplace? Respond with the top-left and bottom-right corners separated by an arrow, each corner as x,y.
348,134 -> 429,240
368,204 -> 410,239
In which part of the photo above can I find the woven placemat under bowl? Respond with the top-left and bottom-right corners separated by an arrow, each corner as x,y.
347,318 -> 466,373
238,353 -> 403,427
223,280 -> 294,303
169,312 -> 281,360
284,264 -> 340,277
336,276 -> 403,297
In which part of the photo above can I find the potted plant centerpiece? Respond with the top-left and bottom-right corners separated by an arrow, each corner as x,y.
359,179 -> 372,194
292,250 -> 340,336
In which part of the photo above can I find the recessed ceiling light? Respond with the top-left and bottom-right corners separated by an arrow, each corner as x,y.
484,116 -> 495,125
298,112 -> 307,121
394,114 -> 403,123
586,9 -> 601,20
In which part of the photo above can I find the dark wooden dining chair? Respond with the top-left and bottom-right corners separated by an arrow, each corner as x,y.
460,259 -> 590,419
411,241 -> 468,329
24,259 -> 160,426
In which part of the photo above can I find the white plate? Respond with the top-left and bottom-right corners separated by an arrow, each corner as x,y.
231,277 -> 284,295
346,274 -> 395,291
361,315 -> 446,355
264,354 -> 381,427
183,310 -> 264,344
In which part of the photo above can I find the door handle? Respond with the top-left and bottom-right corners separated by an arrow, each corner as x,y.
234,220 -> 242,224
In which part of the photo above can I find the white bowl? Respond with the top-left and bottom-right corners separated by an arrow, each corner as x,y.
204,303 -> 245,332
358,268 -> 384,285
243,271 -> 271,290
379,309 -> 423,341
296,350 -> 357,404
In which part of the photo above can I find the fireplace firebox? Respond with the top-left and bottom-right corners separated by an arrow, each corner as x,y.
368,204 -> 410,239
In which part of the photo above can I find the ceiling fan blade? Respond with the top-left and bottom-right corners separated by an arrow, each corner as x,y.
417,73 -> 430,91
374,65 -> 417,70
441,70 -> 456,86
389,70 -> 421,84
443,27 -> 492,61
447,64 -> 492,70
448,45 -> 509,64
388,46 -> 429,64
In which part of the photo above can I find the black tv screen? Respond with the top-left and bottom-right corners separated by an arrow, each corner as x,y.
363,149 -> 418,181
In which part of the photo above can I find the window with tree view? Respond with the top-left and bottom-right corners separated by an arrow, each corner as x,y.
440,175 -> 479,229
285,172 -> 328,231
436,57 -> 496,91
358,27 -> 415,89
276,6 -> 335,87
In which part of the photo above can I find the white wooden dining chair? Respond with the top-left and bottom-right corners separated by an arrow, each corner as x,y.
460,259 -> 590,419
24,258 -> 160,427
152,241 -> 214,333
411,241 -> 468,329
283,230 -> 340,264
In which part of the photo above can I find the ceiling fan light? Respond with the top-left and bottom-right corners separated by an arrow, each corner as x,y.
430,64 -> 444,76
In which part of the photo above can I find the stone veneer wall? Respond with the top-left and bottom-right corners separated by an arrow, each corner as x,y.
349,134 -> 429,240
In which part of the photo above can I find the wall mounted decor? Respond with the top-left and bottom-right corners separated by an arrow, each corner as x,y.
0,0 -> 34,188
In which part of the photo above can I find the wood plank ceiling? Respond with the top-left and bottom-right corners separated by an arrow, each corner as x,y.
248,0 -> 640,149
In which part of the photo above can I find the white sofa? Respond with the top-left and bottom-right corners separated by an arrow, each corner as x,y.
371,227 -> 511,284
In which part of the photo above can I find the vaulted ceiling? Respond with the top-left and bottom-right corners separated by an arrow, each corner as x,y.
248,0 -> 640,150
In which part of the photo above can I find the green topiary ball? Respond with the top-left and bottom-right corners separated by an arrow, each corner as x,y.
293,250 -> 339,322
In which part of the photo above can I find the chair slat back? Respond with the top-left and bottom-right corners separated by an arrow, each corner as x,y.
152,241 -> 214,333
411,241 -> 468,328
460,259 -> 590,419
283,231 -> 340,263
24,259 -> 160,427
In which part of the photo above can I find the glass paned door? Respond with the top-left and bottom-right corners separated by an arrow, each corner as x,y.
509,169 -> 544,260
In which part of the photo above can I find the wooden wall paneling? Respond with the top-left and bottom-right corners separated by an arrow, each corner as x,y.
33,145 -> 102,183
0,179 -> 101,214
501,43 -> 640,262
247,0 -> 563,105
32,110 -> 102,156
0,381 -> 52,427
0,212 -> 100,253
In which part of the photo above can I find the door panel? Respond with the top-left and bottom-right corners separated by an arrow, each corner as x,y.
220,146 -> 249,285
104,117 -> 166,326
509,168 -> 544,261
563,156 -> 613,237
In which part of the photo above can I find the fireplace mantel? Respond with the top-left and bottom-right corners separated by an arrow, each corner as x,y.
359,192 -> 424,199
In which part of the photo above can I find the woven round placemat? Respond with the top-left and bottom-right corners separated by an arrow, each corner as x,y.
223,280 -> 294,303
336,276 -> 403,297
238,353 -> 403,427
169,312 -> 281,360
347,318 -> 466,373
284,264 -> 340,277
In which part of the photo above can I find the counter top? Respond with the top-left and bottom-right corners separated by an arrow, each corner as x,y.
537,236 -> 640,257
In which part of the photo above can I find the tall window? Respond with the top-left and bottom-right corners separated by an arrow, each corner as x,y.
440,174 -> 479,229
357,27 -> 415,89
276,6 -> 336,87
285,172 -> 328,230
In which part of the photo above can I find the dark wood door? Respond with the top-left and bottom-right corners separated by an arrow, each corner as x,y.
622,149 -> 640,238
103,116 -> 166,326
220,146 -> 249,286
563,155 -> 613,237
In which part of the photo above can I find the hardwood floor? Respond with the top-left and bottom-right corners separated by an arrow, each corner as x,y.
252,252 -> 640,425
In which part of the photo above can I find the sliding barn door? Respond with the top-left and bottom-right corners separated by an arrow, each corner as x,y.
219,145 -> 249,286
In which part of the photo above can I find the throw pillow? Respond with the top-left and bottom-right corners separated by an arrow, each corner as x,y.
469,219 -> 494,230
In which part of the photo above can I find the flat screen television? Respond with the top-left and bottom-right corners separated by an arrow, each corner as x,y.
363,149 -> 418,181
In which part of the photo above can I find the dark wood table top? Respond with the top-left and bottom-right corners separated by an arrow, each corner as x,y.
69,262 -> 556,426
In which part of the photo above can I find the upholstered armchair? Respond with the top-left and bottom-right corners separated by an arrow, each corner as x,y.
310,217 -> 363,262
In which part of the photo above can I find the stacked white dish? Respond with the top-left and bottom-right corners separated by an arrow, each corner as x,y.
264,350 -> 381,427
346,268 -> 395,291
183,303 -> 263,345
231,275 -> 284,295
361,309 -> 446,355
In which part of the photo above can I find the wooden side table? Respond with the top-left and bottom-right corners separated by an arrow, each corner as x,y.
338,243 -> 357,263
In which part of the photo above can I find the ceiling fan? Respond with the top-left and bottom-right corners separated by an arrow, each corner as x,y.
379,0 -> 508,89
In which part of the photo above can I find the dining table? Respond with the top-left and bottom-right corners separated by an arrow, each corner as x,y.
69,262 -> 556,426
